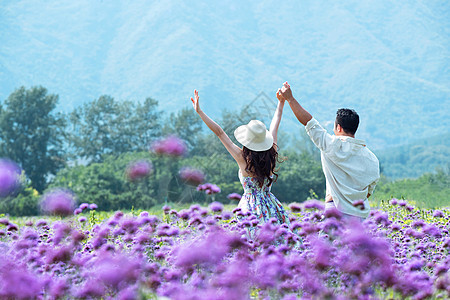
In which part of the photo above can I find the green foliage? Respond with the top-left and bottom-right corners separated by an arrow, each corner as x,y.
182,153 -> 243,202
373,170 -> 450,208
49,152 -> 159,211
1,85 -> 448,216
0,185 -> 40,216
376,133 -> 450,179
45,147 -> 325,214
163,108 -> 203,151
272,151 -> 326,203
0,86 -> 66,192
67,96 -> 161,162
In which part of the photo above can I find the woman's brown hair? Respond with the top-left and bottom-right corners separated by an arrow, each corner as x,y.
242,144 -> 283,188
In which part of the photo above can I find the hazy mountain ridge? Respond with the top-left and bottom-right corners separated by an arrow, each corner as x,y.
1,0 -> 449,149
375,133 -> 450,179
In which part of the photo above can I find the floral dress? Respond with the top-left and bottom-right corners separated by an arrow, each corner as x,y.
237,170 -> 290,226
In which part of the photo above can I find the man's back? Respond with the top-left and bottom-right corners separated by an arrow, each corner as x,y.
275,81 -> 380,218
306,118 -> 380,218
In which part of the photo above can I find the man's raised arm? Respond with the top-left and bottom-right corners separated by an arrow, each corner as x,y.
279,82 -> 312,126
279,81 -> 333,152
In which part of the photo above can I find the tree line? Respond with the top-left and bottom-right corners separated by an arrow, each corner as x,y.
0,86 -> 326,216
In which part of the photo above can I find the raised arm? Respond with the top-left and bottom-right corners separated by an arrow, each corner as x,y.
279,82 -> 313,126
269,91 -> 285,145
190,90 -> 243,164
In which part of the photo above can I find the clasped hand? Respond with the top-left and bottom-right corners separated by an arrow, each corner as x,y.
276,81 -> 294,102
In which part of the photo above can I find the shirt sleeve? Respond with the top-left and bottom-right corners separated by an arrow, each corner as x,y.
305,118 -> 334,152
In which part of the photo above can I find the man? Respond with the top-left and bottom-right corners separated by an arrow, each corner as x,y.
278,82 -> 379,219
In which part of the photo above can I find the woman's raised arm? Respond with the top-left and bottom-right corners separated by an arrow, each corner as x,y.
269,90 -> 285,145
191,90 -> 243,164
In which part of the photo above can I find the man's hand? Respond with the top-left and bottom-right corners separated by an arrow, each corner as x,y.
190,89 -> 201,113
279,81 -> 294,102
279,81 -> 312,126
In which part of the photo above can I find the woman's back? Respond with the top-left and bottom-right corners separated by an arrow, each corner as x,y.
237,169 -> 289,225
238,170 -> 273,193
190,89 -> 289,226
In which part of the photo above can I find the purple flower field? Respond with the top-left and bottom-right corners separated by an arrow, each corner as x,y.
0,200 -> 448,299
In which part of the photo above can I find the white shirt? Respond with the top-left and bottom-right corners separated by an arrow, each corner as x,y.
305,118 -> 380,218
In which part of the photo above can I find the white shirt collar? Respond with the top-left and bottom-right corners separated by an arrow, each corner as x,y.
338,136 -> 366,146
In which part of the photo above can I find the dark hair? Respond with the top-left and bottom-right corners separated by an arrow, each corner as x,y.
242,144 -> 283,188
335,108 -> 359,135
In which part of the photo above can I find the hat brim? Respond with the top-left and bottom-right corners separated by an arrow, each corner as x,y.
234,125 -> 274,152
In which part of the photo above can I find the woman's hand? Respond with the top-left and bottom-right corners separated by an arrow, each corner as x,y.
276,88 -> 286,102
190,89 -> 201,113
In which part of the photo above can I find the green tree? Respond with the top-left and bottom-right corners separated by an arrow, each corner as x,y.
0,86 -> 66,192
0,184 -> 40,216
49,152 -> 159,211
163,107 -> 203,151
373,169 -> 450,208
68,96 -> 161,162
133,98 -> 162,149
272,150 -> 325,203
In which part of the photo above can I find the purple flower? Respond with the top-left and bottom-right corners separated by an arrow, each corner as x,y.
173,228 -> 241,268
35,219 -> 47,227
311,238 -> 333,270
78,216 -> 87,223
324,207 -> 342,219
76,280 -> 105,298
0,259 -> 43,299
209,201 -> 224,212
48,279 -> 68,299
222,211 -> 232,220
423,224 -> 442,238
178,209 -> 190,220
162,205 -> 171,214
352,199 -> 365,210
120,217 -> 138,234
117,287 -> 137,300
398,200 -> 407,207
373,211 -> 390,226
390,223 -> 401,231
288,202 -> 302,212
126,160 -> 153,181
167,227 -> 179,236
179,167 -> 205,185
0,158 -> 21,197
7,223 -> 18,231
94,254 -> 139,290
303,199 -> 325,210
197,183 -> 221,194
432,210 -> 444,218
89,203 -> 98,210
227,193 -> 242,201
412,220 -> 425,228
40,189 -> 76,217
73,208 -> 82,215
408,259 -> 425,271
79,203 -> 89,210
151,135 -> 187,157
190,204 -> 201,211
45,246 -> 73,264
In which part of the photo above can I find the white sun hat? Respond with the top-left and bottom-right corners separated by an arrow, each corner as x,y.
234,120 -> 274,151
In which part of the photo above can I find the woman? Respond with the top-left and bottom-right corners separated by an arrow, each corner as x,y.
190,89 -> 290,226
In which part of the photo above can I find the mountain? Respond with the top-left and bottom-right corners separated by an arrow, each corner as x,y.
375,133 -> 450,179
1,0 -> 449,149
